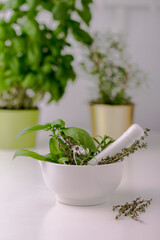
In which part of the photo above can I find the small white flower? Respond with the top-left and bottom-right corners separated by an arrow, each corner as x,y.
72,145 -> 89,155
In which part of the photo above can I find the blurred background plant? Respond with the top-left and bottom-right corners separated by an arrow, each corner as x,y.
82,31 -> 147,105
0,0 -> 93,109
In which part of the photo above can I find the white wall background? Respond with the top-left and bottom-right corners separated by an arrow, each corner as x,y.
39,0 -> 160,134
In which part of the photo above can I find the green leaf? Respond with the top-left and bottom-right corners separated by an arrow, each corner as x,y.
44,153 -> 58,162
63,54 -> 74,63
52,2 -> 70,21
13,149 -> 47,161
41,63 -> 53,74
62,127 -> 96,151
51,119 -> 65,128
26,0 -> 38,10
58,138 -> 67,150
81,0 -> 93,5
22,18 -> 40,38
77,6 -> 92,26
0,23 -> 6,40
7,0 -> 24,10
22,73 -> 35,88
16,123 -> 51,138
27,43 -> 41,66
47,82 -> 62,103
49,137 -> 60,155
58,157 -> 69,164
72,28 -> 93,45
0,3 -> 4,10
9,57 -> 20,75
68,20 -> 80,29
13,38 -> 25,52
93,137 -> 100,145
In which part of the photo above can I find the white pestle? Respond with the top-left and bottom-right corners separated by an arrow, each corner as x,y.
88,124 -> 144,166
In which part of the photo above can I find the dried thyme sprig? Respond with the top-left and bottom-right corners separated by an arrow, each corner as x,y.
113,197 -> 152,222
98,128 -> 150,165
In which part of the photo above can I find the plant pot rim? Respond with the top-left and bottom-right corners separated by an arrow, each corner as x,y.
89,102 -> 134,107
0,108 -> 39,111
40,160 -> 123,168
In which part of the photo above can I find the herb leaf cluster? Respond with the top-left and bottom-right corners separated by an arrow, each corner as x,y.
14,119 -> 149,166
0,0 -> 93,109
82,31 -> 146,105
14,119 -> 97,165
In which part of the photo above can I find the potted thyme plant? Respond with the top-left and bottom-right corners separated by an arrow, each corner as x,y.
0,0 -> 93,149
82,32 -> 146,139
14,119 -> 149,206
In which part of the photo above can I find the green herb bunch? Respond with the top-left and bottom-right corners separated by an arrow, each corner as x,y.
0,0 -> 93,109
82,31 -> 146,105
113,197 -> 152,222
14,119 -> 149,166
14,119 -> 97,165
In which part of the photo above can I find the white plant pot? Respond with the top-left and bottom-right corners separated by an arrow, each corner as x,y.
39,161 -> 124,206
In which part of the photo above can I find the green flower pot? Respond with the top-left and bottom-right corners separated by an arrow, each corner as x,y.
0,109 -> 39,149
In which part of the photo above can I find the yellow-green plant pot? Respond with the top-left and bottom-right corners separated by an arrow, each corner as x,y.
90,104 -> 134,139
0,109 -> 39,149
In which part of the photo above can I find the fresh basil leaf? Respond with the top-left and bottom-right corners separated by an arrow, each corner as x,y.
51,119 -> 65,128
16,123 -> 51,138
13,149 -> 47,161
49,137 -> 60,155
62,127 -> 96,151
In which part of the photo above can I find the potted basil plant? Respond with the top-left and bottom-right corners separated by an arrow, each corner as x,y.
14,119 -> 149,206
0,0 -> 93,148
82,32 -> 146,139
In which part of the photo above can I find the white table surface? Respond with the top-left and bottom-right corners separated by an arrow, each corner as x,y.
0,132 -> 160,240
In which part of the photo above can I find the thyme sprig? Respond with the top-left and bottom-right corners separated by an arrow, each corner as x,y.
113,197 -> 152,222
98,128 -> 150,165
